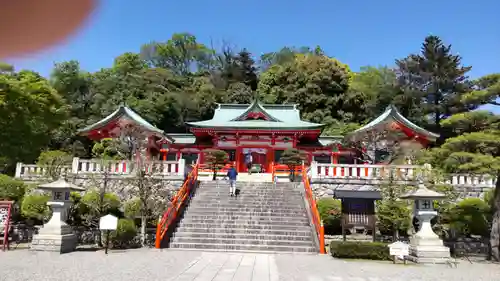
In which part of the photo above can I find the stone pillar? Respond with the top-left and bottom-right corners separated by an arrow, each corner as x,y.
71,157 -> 80,174
178,159 -> 186,177
14,162 -> 23,178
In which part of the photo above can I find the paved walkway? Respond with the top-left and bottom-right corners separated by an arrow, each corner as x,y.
0,249 -> 499,281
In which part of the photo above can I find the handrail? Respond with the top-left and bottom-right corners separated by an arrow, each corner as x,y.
155,164 -> 199,248
301,164 -> 326,254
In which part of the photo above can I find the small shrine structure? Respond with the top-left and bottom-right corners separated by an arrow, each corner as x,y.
333,105 -> 440,237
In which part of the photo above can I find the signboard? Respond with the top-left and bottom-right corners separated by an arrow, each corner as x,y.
388,241 -> 409,258
99,214 -> 118,230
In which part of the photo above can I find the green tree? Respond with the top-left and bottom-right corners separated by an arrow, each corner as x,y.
376,177 -> 412,240
0,67 -> 67,170
396,35 -> 474,138
140,33 -> 214,75
203,149 -> 229,180
36,150 -> 72,180
427,73 -> 500,260
50,60 -> 94,155
258,53 -> 352,126
259,46 -> 324,70
92,138 -> 129,160
280,148 -> 308,182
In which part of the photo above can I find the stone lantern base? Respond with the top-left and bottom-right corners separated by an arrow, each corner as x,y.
31,223 -> 78,254
30,202 -> 78,254
407,232 -> 451,264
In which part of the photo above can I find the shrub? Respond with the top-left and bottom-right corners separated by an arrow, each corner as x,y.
37,150 -> 72,180
330,241 -> 391,260
21,193 -> 51,224
0,175 -> 26,202
316,198 -> 342,235
78,190 -> 122,227
376,200 -> 412,238
447,198 -> 491,237
106,218 -> 137,249
123,197 -> 141,219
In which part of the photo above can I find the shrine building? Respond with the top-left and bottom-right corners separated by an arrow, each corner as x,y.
78,100 -> 439,173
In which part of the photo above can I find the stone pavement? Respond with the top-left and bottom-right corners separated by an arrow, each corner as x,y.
0,249 -> 499,281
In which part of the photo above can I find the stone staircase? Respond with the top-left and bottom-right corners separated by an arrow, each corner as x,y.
169,181 -> 317,253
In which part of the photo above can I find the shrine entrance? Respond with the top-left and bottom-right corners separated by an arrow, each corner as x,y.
240,148 -> 269,173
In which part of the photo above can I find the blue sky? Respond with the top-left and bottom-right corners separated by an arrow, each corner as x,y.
8,0 -> 500,80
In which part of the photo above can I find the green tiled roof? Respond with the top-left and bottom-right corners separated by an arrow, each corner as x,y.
167,133 -> 197,144
187,100 -> 323,130
318,135 -> 343,146
346,104 -> 439,142
78,105 -> 165,137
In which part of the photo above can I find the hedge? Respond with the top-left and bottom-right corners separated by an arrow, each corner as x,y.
330,241 -> 391,260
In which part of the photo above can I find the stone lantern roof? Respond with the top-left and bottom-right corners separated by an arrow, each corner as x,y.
38,178 -> 85,191
400,181 -> 446,200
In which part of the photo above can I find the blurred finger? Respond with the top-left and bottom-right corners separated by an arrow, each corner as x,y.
0,0 -> 97,58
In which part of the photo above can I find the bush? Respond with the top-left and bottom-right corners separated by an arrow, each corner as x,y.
316,198 -> 342,235
77,190 -> 122,227
376,200 -> 412,238
106,218 -> 137,249
447,198 -> 491,237
37,150 -> 72,180
0,175 -> 26,202
21,193 -> 51,224
330,241 -> 391,260
123,197 -> 141,219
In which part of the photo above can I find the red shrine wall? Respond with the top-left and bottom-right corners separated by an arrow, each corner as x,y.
150,125 -> 431,172
152,131 -> 359,173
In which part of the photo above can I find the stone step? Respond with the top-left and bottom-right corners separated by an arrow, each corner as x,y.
192,198 -> 305,205
169,242 -> 317,253
192,203 -> 304,209
200,183 -> 299,187
195,194 -> 303,200
179,222 -> 311,230
196,189 -> 303,194
171,237 -> 314,247
181,218 -> 310,226
195,191 -> 303,197
175,227 -> 313,236
172,232 -> 313,241
185,214 -> 309,222
187,206 -> 306,212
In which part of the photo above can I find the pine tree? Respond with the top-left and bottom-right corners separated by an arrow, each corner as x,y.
428,74 -> 500,260
396,35 -> 474,140
234,49 -> 258,91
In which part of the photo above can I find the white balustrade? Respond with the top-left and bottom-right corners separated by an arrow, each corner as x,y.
310,162 -> 496,188
15,157 -> 185,179
311,163 -> 417,180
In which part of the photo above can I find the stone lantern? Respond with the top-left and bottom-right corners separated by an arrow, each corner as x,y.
400,179 -> 451,263
30,178 -> 85,253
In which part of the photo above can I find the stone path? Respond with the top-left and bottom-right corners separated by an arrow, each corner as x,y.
0,249 -> 499,281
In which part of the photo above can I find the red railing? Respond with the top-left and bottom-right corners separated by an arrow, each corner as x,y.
301,165 -> 326,254
272,163 -> 303,182
271,163 -> 325,254
155,164 -> 199,248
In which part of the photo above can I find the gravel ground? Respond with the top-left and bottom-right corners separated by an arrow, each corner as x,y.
0,249 -> 499,281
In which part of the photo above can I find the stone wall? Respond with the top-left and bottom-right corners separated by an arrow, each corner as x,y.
312,180 -> 492,200
21,174 -> 184,201
9,224 -> 156,248
69,174 -> 184,201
